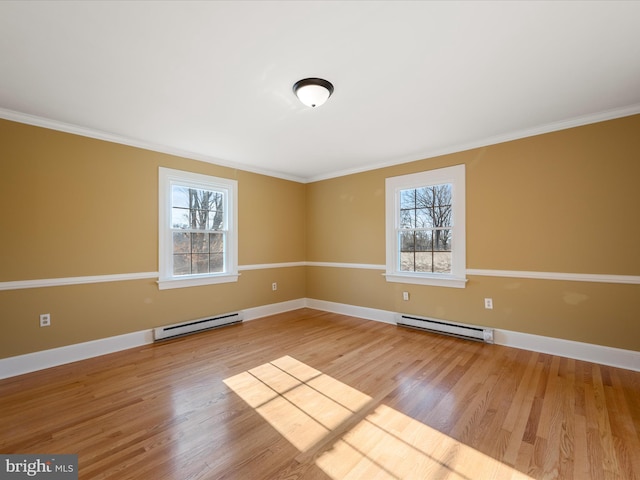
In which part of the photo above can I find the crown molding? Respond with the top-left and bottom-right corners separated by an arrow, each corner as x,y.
306,103 -> 640,183
0,108 -> 305,184
3,104 -> 640,184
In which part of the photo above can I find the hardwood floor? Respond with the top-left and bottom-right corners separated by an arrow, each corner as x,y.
1,308 -> 639,479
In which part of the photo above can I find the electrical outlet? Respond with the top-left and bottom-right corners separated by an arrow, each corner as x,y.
40,313 -> 51,327
272,282 -> 277,291
402,291 -> 409,301
484,298 -> 493,310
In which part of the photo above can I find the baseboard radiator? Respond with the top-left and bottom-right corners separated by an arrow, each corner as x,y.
153,311 -> 244,341
395,314 -> 494,343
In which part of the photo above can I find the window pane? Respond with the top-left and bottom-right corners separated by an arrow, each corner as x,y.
415,230 -> 432,251
434,252 -> 452,273
210,253 -> 224,272
400,189 -> 415,209
434,229 -> 451,273
434,229 -> 451,251
400,209 -> 414,228
400,230 -> 434,272
399,231 -> 415,252
213,192 -> 221,207
192,254 -> 209,274
414,252 -> 434,272
415,187 -> 433,208
172,185 -> 224,231
208,210 -> 224,230
173,254 -> 191,276
209,233 -> 224,253
400,229 -> 449,273
400,252 -> 435,272
400,252 -> 415,272
173,232 -> 190,254
434,184 -> 452,207
435,205 -> 452,227
171,207 -> 189,229
171,185 -> 190,208
415,208 -> 433,228
397,184 -> 453,275
191,233 -> 208,253
189,209 -> 209,230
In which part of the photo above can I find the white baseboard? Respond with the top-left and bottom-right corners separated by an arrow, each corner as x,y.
0,330 -> 155,380
2,298 -> 638,379
243,299 -> 307,321
493,329 -> 640,372
305,298 -> 396,324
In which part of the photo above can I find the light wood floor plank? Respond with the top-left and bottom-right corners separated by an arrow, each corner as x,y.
1,309 -> 639,479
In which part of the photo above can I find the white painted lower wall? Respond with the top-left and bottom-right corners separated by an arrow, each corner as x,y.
1,298 -> 638,379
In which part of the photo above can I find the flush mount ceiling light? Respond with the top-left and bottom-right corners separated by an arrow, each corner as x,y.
293,78 -> 334,108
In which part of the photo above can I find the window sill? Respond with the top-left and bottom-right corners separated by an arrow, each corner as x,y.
384,272 -> 467,288
157,273 -> 240,290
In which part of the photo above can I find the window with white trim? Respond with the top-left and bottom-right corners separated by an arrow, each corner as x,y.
158,167 -> 238,289
385,164 -> 466,288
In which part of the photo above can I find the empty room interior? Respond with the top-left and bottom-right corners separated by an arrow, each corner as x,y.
1,2 -> 639,479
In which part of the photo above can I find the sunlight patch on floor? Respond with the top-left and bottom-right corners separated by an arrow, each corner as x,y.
223,355 -> 370,451
224,356 -> 533,480
317,403 -> 533,479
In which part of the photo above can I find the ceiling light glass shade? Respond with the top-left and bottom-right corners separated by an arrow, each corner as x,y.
293,78 -> 334,108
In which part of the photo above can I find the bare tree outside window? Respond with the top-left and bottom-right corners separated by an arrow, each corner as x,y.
399,183 -> 452,273
171,186 -> 225,276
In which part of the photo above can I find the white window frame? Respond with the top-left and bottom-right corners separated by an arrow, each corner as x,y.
158,167 -> 238,290
385,164 -> 467,288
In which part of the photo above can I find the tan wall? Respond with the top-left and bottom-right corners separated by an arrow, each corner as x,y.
306,114 -> 640,352
2,114 -> 639,359
0,120 -> 306,358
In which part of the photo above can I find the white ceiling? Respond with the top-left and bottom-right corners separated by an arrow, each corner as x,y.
1,1 -> 639,182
